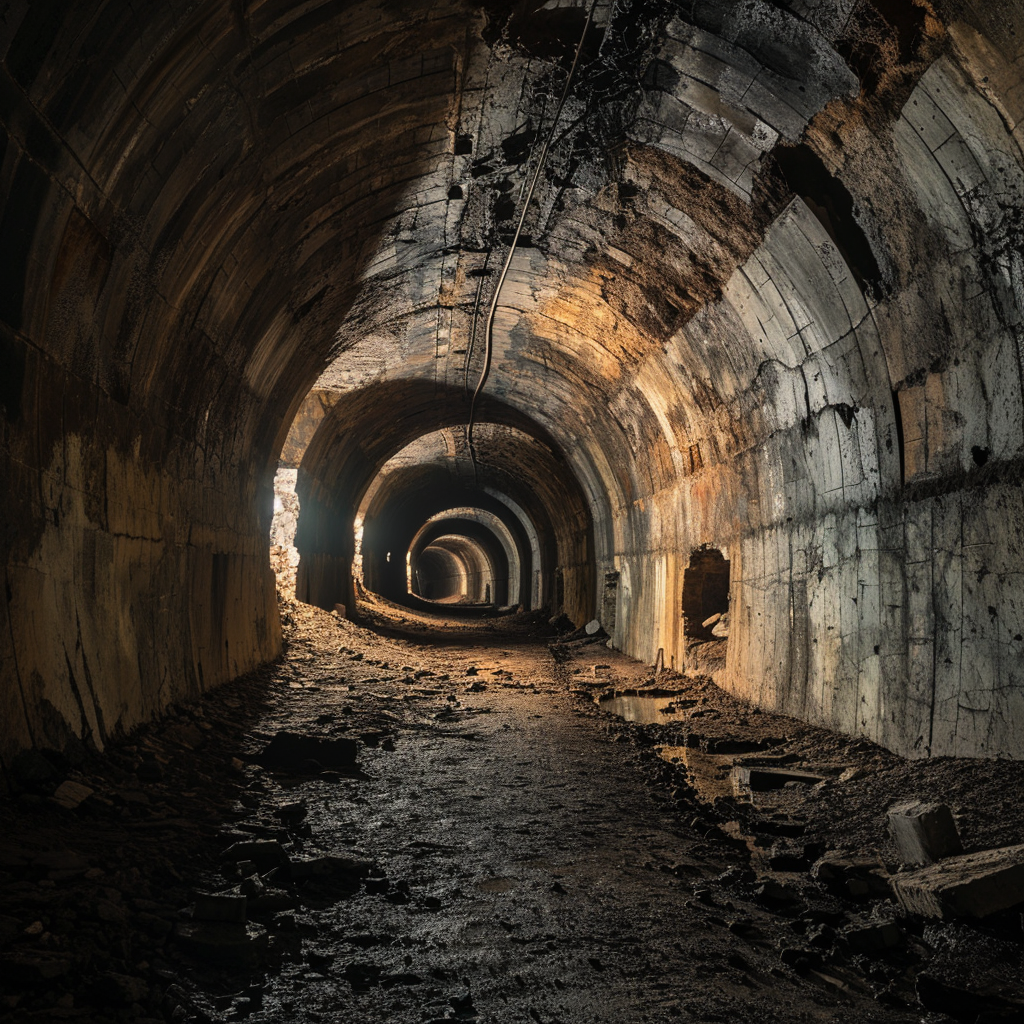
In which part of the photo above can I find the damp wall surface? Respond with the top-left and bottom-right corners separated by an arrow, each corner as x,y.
599,50 -> 1024,758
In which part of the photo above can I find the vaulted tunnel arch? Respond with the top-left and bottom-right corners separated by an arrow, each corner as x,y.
3,0 -> 1024,774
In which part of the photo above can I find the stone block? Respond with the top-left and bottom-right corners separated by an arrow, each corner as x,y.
890,844 -> 1024,918
887,800 -> 962,866
733,766 -> 825,794
842,920 -> 902,952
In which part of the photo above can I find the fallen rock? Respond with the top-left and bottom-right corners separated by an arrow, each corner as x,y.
289,854 -> 373,882
10,750 -> 62,792
272,801 -> 308,824
91,972 -> 150,1005
50,780 -> 94,810
890,843 -> 1024,919
841,919 -> 902,952
584,619 -> 604,636
754,879 -> 798,907
220,840 -> 289,874
887,801 -> 962,866
255,731 -> 358,772
163,721 -> 206,750
0,950 -> 73,983
811,852 -> 891,898
33,850 -> 89,878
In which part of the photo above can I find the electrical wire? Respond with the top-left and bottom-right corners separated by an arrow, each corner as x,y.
466,0 -> 598,461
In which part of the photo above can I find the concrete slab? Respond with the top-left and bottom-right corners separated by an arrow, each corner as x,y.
891,844 -> 1024,918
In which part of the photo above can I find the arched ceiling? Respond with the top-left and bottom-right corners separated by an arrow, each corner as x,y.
3,0 -> 1024,761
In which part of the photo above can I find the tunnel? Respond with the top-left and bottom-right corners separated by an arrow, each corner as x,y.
2,0 -> 1024,1019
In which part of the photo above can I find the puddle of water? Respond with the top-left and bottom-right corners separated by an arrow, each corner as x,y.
600,695 -> 692,725
657,745 -> 737,802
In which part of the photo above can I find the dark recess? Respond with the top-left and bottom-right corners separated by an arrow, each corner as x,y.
972,445 -> 990,467
0,329 -> 25,421
682,549 -> 730,641
502,4 -> 603,70
501,127 -> 538,166
0,157 -> 51,329
772,144 -> 884,298
867,0 -> 926,63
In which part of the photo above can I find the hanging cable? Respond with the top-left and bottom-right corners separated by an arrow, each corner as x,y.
466,0 -> 598,462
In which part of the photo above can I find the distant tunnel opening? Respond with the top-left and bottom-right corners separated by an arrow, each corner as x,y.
412,537 -> 495,604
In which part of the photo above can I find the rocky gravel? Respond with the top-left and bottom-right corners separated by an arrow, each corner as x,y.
1,592 -> 1023,1022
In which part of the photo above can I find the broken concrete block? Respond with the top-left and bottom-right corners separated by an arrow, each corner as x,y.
192,893 -> 247,923
733,766 -> 825,795
891,844 -> 1024,919
887,801 -> 962,866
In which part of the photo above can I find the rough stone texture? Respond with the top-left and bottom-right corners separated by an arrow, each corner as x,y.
891,844 -> 1024,919
1,0 -> 1024,766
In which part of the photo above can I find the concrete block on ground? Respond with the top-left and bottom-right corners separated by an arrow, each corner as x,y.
888,800 -> 962,866
891,844 -> 1024,918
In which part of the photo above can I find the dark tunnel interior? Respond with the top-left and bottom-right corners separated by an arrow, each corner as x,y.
3,0 -> 1024,1019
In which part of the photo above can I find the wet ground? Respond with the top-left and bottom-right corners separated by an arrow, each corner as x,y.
2,591 -> 1024,1023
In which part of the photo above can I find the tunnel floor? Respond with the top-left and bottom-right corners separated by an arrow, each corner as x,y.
3,597 -> 1024,1022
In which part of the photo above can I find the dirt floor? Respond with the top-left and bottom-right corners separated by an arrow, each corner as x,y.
2,585 -> 1024,1023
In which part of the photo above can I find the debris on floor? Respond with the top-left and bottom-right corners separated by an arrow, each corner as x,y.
0,586 -> 1023,1022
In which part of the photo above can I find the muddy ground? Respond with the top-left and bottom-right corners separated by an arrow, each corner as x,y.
2,588 -> 1024,1023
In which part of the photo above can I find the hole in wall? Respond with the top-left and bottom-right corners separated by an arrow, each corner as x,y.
682,548 -> 730,641
682,548 -> 730,679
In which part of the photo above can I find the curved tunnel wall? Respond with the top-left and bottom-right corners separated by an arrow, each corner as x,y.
0,0 -> 497,766
2,0 -> 1024,768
